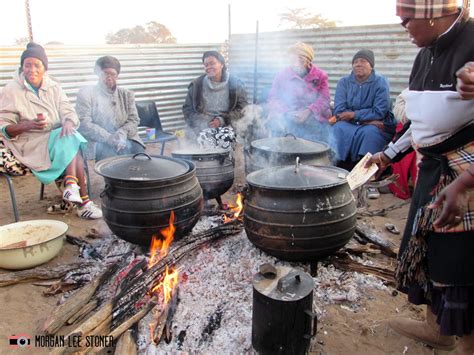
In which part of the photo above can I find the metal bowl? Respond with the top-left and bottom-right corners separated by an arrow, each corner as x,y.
0,220 -> 68,270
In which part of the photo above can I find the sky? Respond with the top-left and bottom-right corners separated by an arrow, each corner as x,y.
0,0 -> 460,45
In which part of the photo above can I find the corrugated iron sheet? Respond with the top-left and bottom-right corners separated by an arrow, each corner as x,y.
0,44 -> 220,131
0,25 -> 419,130
228,24 -> 419,104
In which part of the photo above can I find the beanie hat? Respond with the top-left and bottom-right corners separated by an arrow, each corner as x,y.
352,49 -> 375,68
95,56 -> 121,75
202,51 -> 226,65
288,42 -> 314,62
20,42 -> 48,70
396,0 -> 459,19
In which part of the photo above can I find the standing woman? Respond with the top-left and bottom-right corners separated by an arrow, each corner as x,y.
368,1 -> 474,352
183,51 -> 248,150
0,43 -> 102,219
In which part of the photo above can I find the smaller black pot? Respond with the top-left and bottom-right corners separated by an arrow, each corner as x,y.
172,148 -> 234,201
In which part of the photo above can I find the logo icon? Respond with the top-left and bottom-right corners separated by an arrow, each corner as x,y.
9,334 -> 31,348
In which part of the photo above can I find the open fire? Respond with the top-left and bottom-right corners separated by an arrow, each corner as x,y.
223,193 -> 243,223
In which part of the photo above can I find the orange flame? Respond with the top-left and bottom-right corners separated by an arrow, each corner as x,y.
148,211 -> 176,268
151,265 -> 179,303
223,193 -> 243,223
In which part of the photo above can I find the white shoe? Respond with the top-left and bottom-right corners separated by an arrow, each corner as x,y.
77,201 -> 103,219
63,183 -> 82,204
367,187 -> 380,199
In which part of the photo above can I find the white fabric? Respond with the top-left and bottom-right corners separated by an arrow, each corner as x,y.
402,89 -> 474,146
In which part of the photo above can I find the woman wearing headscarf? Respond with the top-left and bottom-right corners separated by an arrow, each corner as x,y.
266,42 -> 331,142
182,51 -> 248,150
367,1 -> 474,352
332,49 -> 396,170
0,43 -> 102,219
76,56 -> 145,161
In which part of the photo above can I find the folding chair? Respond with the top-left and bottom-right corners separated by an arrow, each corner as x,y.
136,100 -> 177,155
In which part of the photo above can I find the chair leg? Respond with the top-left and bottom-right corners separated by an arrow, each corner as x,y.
40,182 -> 45,200
160,142 -> 166,155
3,174 -> 19,222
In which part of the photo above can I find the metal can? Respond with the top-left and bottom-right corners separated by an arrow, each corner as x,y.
145,128 -> 156,140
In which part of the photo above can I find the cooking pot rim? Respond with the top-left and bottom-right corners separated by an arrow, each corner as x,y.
172,147 -> 231,156
246,164 -> 349,190
94,153 -> 196,181
251,137 -> 330,155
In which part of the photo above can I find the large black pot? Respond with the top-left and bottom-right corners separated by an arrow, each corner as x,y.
244,160 -> 356,261
171,148 -> 234,201
95,153 -> 203,246
245,135 -> 331,174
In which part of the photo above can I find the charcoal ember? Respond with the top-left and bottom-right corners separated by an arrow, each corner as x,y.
199,303 -> 225,345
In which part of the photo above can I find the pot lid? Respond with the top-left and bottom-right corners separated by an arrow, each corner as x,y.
94,153 -> 190,181
253,264 -> 313,301
246,162 -> 348,190
172,147 -> 229,156
251,136 -> 329,155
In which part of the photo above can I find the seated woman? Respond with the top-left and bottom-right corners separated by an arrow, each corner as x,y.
332,49 -> 396,169
183,51 -> 248,150
76,56 -> 145,161
0,43 -> 102,219
266,42 -> 331,142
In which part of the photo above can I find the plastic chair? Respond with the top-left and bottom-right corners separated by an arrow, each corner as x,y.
2,159 -> 91,222
136,100 -> 177,155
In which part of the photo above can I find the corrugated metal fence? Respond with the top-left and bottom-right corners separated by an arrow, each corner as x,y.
228,24 -> 419,104
0,25 -> 418,130
0,44 -> 221,131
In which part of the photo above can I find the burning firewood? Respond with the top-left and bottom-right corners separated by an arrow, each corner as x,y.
114,329 -> 137,355
354,223 -> 398,257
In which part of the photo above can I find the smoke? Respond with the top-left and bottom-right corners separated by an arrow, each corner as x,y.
233,104 -> 268,150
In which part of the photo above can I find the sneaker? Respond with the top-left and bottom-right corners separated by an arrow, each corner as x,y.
47,200 -> 73,214
77,201 -> 103,219
63,183 -> 82,204
367,187 -> 380,199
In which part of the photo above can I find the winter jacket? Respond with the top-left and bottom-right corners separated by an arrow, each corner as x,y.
182,74 -> 248,135
76,84 -> 143,157
267,65 -> 331,122
0,71 -> 79,170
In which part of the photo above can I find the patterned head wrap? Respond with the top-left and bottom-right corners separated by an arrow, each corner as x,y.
396,0 -> 459,19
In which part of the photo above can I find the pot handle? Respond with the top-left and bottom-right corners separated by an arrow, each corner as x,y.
100,184 -> 112,198
304,309 -> 318,339
284,133 -> 297,140
132,152 -> 152,160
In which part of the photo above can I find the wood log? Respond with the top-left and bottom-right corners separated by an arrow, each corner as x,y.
67,299 -> 98,325
358,200 -> 410,217
111,221 -> 242,330
343,244 -> 382,256
64,300 -> 114,339
114,330 -> 137,355
0,261 -> 96,287
355,223 -> 398,257
152,287 -> 179,344
331,252 -> 395,286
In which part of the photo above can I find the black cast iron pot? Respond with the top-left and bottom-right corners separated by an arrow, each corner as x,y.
244,158 -> 356,261
171,148 -> 234,201
95,153 -> 203,246
245,134 -> 331,174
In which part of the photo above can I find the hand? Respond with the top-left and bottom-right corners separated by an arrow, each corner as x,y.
337,111 -> 355,121
456,62 -> 474,100
365,152 -> 391,178
60,120 -> 76,137
363,120 -> 385,131
293,109 -> 311,124
208,117 -> 221,129
429,179 -> 468,229
20,116 -> 47,132
115,141 -> 127,152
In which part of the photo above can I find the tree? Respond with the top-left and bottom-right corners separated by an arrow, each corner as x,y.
279,8 -> 339,29
106,21 -> 176,44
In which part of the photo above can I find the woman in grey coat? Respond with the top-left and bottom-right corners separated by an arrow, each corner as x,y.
76,56 -> 145,161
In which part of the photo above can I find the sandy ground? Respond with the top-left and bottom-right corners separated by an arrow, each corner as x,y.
0,141 -> 446,354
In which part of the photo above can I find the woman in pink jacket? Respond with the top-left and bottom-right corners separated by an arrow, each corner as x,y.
266,42 -> 331,143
